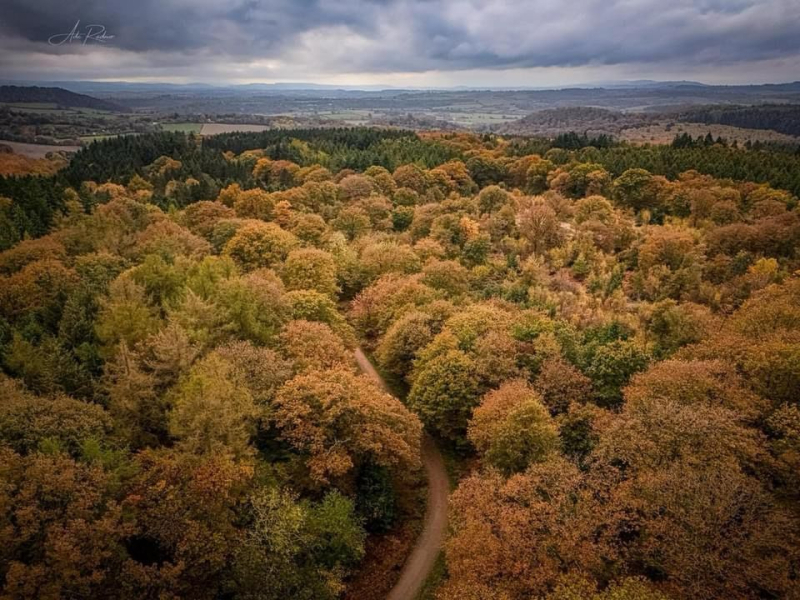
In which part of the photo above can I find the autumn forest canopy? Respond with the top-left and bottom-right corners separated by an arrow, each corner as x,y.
0,127 -> 799,599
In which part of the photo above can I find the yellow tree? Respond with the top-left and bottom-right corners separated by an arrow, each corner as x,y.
223,221 -> 299,271
168,354 -> 259,458
280,247 -> 339,297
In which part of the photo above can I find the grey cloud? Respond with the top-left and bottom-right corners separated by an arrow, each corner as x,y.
386,0 -> 800,71
0,0 -> 798,80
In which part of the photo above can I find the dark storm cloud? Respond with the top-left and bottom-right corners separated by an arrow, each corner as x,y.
0,0 -> 378,53
0,0 -> 798,79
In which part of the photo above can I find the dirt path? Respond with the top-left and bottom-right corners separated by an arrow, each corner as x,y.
354,348 -> 449,600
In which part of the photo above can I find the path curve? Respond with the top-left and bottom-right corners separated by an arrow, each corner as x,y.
354,348 -> 449,600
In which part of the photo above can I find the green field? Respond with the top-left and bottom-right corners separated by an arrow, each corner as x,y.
0,102 -> 114,115
1,102 -> 59,110
312,110 -> 373,124
79,132 -> 138,143
0,102 -> 70,114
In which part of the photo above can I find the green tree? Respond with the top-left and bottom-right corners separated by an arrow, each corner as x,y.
468,379 -> 559,474
584,340 -> 649,407
408,348 -> 481,443
612,168 -> 660,212
281,248 -> 339,297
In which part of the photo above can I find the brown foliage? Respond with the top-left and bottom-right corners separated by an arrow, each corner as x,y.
0,259 -> 78,321
121,450 -> 253,599
534,357 -> 593,415
180,200 -> 236,239
0,236 -> 67,275
273,369 -> 422,485
0,448 -> 132,600
443,458 -> 600,599
600,462 -> 798,600
624,359 -> 768,421
350,274 -> 439,342
279,320 -> 352,373
0,151 -> 66,176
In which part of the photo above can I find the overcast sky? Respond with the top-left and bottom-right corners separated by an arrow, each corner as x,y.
1,0 -> 799,87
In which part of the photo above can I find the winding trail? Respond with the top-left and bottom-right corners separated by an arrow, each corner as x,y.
354,348 -> 449,600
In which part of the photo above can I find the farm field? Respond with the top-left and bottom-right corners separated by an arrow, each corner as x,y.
445,111 -> 521,126
0,102 -> 59,110
161,122 -> 204,133
0,139 -> 81,157
0,102 -> 113,116
199,122 -> 270,135
309,109 -> 373,125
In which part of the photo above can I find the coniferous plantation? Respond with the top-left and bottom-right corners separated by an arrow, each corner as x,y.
0,127 -> 798,599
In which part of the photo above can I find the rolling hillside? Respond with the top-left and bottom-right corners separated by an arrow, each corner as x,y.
0,85 -> 125,112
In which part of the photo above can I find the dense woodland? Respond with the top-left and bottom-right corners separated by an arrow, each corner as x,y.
679,103 -> 800,137
0,127 -> 799,599
3,128 -> 800,249
497,104 -> 800,141
0,106 -> 159,146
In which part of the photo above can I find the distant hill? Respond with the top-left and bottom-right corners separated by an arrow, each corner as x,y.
0,86 -> 125,112
495,107 -> 656,137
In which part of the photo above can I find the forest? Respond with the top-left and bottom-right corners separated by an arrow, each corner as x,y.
679,104 -> 800,137
3,128 -> 800,248
0,127 -> 798,599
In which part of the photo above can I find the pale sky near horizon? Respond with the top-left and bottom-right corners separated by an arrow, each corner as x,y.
1,0 -> 799,87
